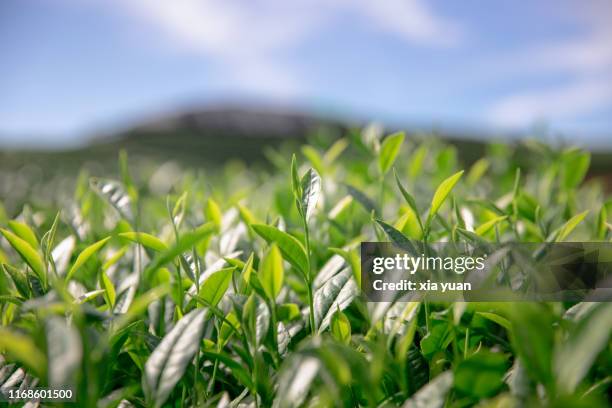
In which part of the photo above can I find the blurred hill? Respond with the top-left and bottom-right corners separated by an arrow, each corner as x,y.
1,106 -> 612,215
1,106 -> 611,175
0,107 -> 341,171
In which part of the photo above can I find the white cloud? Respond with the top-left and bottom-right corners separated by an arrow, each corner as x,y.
113,0 -> 465,96
486,1 -> 612,127
347,0 -> 464,47
488,77 -> 612,127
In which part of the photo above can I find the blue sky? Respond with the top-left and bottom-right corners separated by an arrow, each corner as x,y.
1,0 -> 611,147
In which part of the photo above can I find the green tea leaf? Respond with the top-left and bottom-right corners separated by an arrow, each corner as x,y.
300,168 -> 321,222
466,158 -> 490,186
0,328 -> 47,378
313,267 -> 358,332
66,236 -> 111,281
394,169 -> 422,229
1,228 -> 45,283
143,308 -> 209,408
476,311 -> 511,331
597,205 -> 608,239
240,252 -> 254,287
205,198 -> 223,230
277,303 -> 301,321
90,178 -> 133,221
475,215 -> 507,236
1,263 -> 30,298
408,144 -> 428,179
323,137 -> 349,164
454,352 -> 508,398
252,224 -> 308,276
378,132 -> 405,175
171,191 -> 188,228
331,309 -> 351,344
555,210 -> 589,241
290,154 -> 301,199
260,244 -> 284,300
119,232 -> 168,252
201,350 -> 254,391
100,270 -> 116,307
375,219 -> 421,255
146,223 -> 216,275
237,203 -> 258,226
8,221 -> 38,248
114,285 -> 169,332
41,212 -> 61,271
74,289 -> 107,304
301,145 -> 324,174
403,371 -> 453,408
199,267 -> 234,307
421,321 -> 451,359
426,170 -> 464,228
345,184 -> 378,214
561,149 -> 590,190
507,303 -> 554,386
555,302 -> 612,393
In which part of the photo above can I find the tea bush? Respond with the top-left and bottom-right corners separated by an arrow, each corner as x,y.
0,129 -> 611,407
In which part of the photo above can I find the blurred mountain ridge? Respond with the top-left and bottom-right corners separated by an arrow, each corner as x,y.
1,106 -> 611,177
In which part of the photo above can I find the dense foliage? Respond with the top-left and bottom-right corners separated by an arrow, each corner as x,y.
1,127 -> 611,407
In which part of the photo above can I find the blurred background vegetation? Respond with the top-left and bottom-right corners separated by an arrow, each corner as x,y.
2,1 -> 612,211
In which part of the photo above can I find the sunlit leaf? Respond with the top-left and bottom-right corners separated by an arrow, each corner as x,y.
198,267 -> 234,307
0,328 -> 46,378
330,309 -> 351,344
66,236 -> 111,281
8,221 -> 38,249
252,224 -> 308,277
554,210 -> 588,241
1,228 -> 45,283
119,232 -> 168,252
205,198 -> 223,230
378,132 -> 405,175
561,149 -> 590,190
100,270 -> 116,307
475,215 -> 507,236
2,263 -> 30,298
260,243 -> 284,300
426,170 -> 464,228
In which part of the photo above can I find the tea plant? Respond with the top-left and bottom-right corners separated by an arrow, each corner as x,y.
0,129 -> 611,407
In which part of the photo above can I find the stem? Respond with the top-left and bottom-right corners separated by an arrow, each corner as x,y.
194,248 -> 201,295
180,387 -> 186,408
207,356 -> 219,396
307,283 -> 316,335
194,349 -> 201,404
176,264 -> 183,313
169,204 -> 184,312
464,328 -> 470,359
303,217 -> 316,335
269,301 -> 281,366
